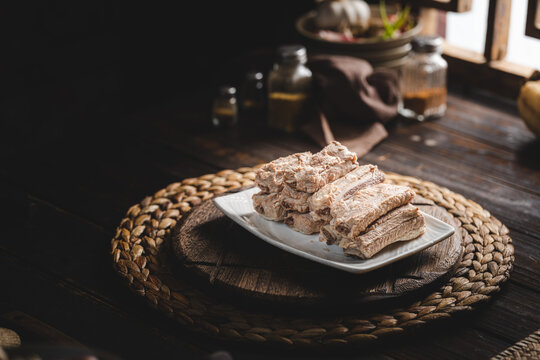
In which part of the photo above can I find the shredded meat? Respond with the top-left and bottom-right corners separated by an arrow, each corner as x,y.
279,184 -> 312,213
309,165 -> 385,221
255,152 -> 311,193
283,141 -> 358,193
284,212 -> 325,235
252,192 -> 287,221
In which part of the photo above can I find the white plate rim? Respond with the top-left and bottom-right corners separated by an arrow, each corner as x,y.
213,187 -> 455,274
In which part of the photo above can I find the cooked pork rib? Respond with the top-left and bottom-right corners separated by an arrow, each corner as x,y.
253,145 -> 423,257
331,184 -> 415,237
321,204 -> 420,245
252,192 -> 287,221
255,151 -> 311,193
309,165 -> 386,221
319,224 -> 343,246
284,212 -> 325,235
343,207 -> 425,259
320,204 -> 426,259
284,141 -> 358,193
255,141 -> 358,194
279,184 -> 311,213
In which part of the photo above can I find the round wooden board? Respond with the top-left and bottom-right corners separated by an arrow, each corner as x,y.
172,194 -> 463,306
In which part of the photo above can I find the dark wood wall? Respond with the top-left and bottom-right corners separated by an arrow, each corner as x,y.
1,1 -> 313,153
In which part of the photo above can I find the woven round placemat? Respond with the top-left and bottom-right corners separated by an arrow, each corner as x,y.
0,328 -> 21,349
111,167 -> 514,345
493,329 -> 540,360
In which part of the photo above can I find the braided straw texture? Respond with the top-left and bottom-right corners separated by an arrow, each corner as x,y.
111,167 -> 514,345
493,329 -> 540,360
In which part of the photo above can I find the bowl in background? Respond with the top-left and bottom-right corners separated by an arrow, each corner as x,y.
296,9 -> 422,68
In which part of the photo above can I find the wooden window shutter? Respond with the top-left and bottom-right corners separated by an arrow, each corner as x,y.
526,0 -> 540,38
407,0 -> 473,12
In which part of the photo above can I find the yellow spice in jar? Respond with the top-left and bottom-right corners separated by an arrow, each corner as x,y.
268,92 -> 310,133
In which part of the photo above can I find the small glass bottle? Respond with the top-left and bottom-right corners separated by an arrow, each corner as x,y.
239,71 -> 265,124
399,36 -> 448,121
212,86 -> 238,128
268,45 -> 312,133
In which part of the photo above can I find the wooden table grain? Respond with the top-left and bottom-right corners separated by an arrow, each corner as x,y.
0,89 -> 538,359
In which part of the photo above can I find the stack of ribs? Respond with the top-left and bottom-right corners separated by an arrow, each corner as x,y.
252,142 -> 426,258
253,142 -> 358,234
320,184 -> 425,258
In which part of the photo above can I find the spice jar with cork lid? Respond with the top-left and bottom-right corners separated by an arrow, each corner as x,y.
399,36 -> 447,121
268,45 -> 313,133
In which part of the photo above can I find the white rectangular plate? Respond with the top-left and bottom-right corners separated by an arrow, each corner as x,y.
214,187 -> 455,274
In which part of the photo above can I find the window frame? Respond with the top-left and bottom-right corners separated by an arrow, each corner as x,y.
412,0 -> 537,98
525,0 -> 540,38
409,0 -> 473,12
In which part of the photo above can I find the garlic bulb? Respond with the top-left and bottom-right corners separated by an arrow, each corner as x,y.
314,0 -> 371,33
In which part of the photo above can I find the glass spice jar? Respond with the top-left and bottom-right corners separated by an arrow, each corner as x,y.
212,86 -> 238,128
239,71 -> 265,124
399,36 -> 448,121
268,45 -> 313,133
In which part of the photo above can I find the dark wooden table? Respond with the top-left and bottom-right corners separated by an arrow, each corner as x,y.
1,88 -> 539,359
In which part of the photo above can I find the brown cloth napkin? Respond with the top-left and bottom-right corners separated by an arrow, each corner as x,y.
303,55 -> 400,157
